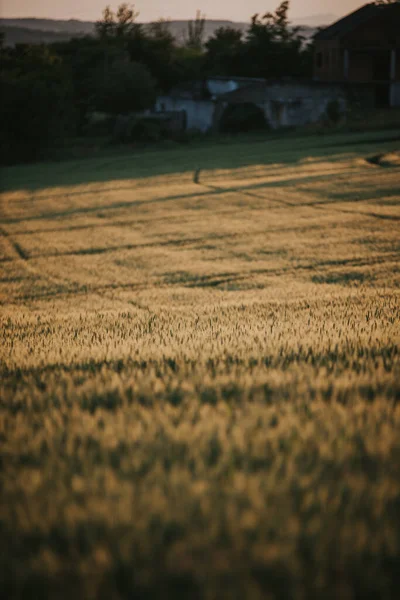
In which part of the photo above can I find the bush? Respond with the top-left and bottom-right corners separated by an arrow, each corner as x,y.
325,100 -> 342,125
112,115 -> 164,143
83,113 -> 116,138
0,44 -> 74,165
219,102 -> 269,133
92,60 -> 156,116
0,69 -> 73,164
130,118 -> 163,142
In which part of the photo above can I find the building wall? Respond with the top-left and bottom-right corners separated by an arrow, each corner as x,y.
207,79 -> 239,96
314,40 -> 344,81
348,51 -> 376,82
314,10 -> 400,84
263,82 -> 346,129
391,82 -> 400,107
346,84 -> 376,110
157,82 -> 348,133
206,78 -> 266,97
394,49 -> 400,80
155,97 -> 215,132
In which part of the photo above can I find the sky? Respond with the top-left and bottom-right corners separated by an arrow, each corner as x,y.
0,1 -> 368,22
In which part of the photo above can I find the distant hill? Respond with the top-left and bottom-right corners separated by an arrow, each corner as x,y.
0,17 -> 322,47
292,14 -> 337,27
0,18 -> 95,46
0,18 -> 95,34
164,20 -> 249,45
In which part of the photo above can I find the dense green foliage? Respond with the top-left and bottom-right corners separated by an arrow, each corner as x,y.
92,59 -> 155,115
0,1 -> 313,165
0,44 -> 73,164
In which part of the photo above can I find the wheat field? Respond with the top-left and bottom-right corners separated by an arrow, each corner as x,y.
1,131 -> 400,599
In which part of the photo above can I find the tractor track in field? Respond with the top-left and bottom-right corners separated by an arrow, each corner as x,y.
5,250 -> 399,305
0,161 -> 382,226
0,196 -> 153,311
0,200 -> 71,291
1,155 -> 399,307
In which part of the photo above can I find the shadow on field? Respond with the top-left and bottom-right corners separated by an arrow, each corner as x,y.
298,187 -> 400,206
0,171 -> 341,225
2,171 -> 400,228
326,134 -> 400,148
1,130 -> 400,194
5,252 -> 397,304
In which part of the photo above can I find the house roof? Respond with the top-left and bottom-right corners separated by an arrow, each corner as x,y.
217,82 -> 267,104
165,76 -> 268,101
207,76 -> 265,83
314,2 -> 400,41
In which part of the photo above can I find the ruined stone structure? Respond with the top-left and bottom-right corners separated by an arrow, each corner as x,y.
155,76 -> 346,133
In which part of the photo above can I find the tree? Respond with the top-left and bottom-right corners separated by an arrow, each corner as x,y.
243,1 -> 308,78
92,4 -> 158,116
172,45 -> 205,83
95,3 -> 139,39
115,3 -> 139,37
92,58 -> 155,114
185,10 -> 206,51
51,35 -> 123,132
139,20 -> 179,90
205,27 -> 244,75
0,44 -> 73,163
263,0 -> 295,41
95,5 -> 180,92
95,6 -> 115,38
147,19 -> 174,44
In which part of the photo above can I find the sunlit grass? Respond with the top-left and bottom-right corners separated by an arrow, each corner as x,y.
1,131 -> 400,599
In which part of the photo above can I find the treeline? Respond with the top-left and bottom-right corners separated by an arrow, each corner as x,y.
0,1 -> 314,165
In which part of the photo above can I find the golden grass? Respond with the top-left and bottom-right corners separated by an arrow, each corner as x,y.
1,132 -> 400,599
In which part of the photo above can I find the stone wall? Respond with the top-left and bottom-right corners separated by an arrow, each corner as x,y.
263,82 -> 347,129
155,97 -> 215,132
391,82 -> 400,107
157,81 -> 350,133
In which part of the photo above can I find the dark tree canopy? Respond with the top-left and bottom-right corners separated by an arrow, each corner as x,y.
0,1 -> 315,164
95,3 -> 139,39
185,10 -> 206,51
205,27 -> 244,75
92,58 -> 156,114
0,44 -> 73,163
